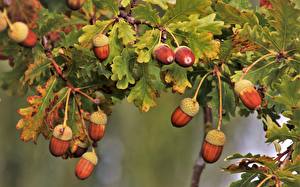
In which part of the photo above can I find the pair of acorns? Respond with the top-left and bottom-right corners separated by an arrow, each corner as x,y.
153,44 -> 195,67
49,110 -> 107,180
170,79 -> 261,163
170,98 -> 225,163
0,13 -> 37,48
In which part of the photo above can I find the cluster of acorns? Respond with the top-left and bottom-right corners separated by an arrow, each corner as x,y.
153,44 -> 195,67
170,79 -> 262,163
49,110 -> 107,180
0,11 -> 37,48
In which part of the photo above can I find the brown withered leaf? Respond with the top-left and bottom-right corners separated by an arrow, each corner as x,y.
232,31 -> 260,53
16,76 -> 57,142
6,0 -> 42,29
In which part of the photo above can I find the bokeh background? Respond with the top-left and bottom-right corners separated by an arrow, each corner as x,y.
0,0 -> 277,187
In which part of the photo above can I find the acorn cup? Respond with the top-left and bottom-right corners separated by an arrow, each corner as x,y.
93,34 -> 109,61
71,140 -> 89,158
201,129 -> 226,163
0,13 -> 7,32
88,111 -> 107,142
153,44 -> 175,65
75,151 -> 98,180
174,46 -> 195,67
8,22 -> 37,48
234,79 -> 262,110
66,0 -> 86,10
171,98 -> 199,128
49,124 -> 73,157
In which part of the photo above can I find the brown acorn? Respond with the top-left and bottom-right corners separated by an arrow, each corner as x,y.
201,129 -> 226,163
93,34 -> 109,61
66,0 -> 85,10
153,44 -> 175,65
171,98 -> 199,128
75,151 -> 98,180
8,22 -> 37,48
49,124 -> 73,157
0,13 -> 7,32
175,46 -> 195,67
234,79 -> 262,110
88,111 -> 107,142
71,141 -> 89,158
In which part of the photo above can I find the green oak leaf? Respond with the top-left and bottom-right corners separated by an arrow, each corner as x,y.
132,3 -> 160,24
115,19 -> 136,45
161,0 -> 211,25
93,0 -> 119,16
111,48 -> 136,89
215,2 -> 258,26
127,61 -> 164,112
134,29 -> 160,63
162,63 -> 192,94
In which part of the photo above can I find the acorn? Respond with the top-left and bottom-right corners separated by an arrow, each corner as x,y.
49,124 -> 73,157
201,129 -> 226,163
8,22 -> 37,48
174,46 -> 195,67
66,0 -> 86,10
75,151 -> 98,180
0,13 -> 7,32
260,0 -> 272,9
72,141 -> 89,158
88,111 -> 107,142
171,98 -> 199,128
234,79 -> 262,110
93,34 -> 109,61
153,44 -> 175,65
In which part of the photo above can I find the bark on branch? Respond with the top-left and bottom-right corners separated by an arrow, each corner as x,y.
190,106 -> 212,187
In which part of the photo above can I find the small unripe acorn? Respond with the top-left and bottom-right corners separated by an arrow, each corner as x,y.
0,14 -> 7,32
75,151 -> 98,180
66,0 -> 85,10
171,98 -> 199,128
49,124 -> 73,157
93,34 -> 109,61
8,22 -> 37,48
234,79 -> 262,110
175,46 -> 195,67
89,111 -> 107,142
153,44 -> 175,65
72,141 -> 89,158
201,129 -> 226,163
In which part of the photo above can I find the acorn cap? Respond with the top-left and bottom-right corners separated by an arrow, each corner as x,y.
52,124 -> 73,141
82,152 -> 98,165
90,111 -> 107,125
205,129 -> 226,146
180,98 -> 199,117
93,34 -> 109,47
0,14 -> 7,32
234,79 -> 253,95
8,22 -> 29,43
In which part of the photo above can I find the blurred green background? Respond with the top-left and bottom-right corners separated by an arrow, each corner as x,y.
0,0 -> 274,187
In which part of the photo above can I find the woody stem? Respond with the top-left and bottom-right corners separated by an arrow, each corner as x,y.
240,53 -> 274,80
192,72 -> 212,101
215,67 -> 223,130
